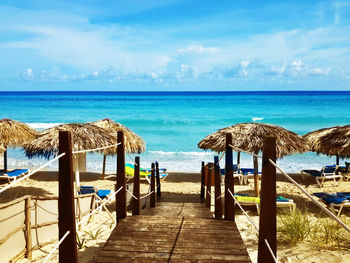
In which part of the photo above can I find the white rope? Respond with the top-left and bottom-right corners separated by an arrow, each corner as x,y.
229,144 -> 262,159
207,191 -> 212,197
42,230 -> 70,263
140,190 -> 154,200
0,153 -> 66,194
126,188 -> 138,200
217,192 -> 225,199
127,153 -> 138,166
265,239 -> 278,263
227,189 -> 259,232
269,159 -> 350,234
72,143 -> 121,154
77,186 -> 123,227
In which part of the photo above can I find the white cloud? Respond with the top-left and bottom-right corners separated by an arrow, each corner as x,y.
176,45 -> 219,54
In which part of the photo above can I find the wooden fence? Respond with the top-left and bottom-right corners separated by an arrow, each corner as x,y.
0,193 -> 95,263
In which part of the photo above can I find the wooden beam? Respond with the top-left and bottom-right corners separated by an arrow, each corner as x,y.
4,148 -> 7,172
25,197 -> 32,260
253,154 -> 259,197
214,156 -> 222,219
102,154 -> 107,180
156,161 -> 161,198
200,161 -> 205,201
225,133 -> 234,221
258,136 -> 276,263
116,131 -> 126,222
132,156 -> 140,215
150,163 -> 155,208
205,163 -> 212,209
58,130 -> 78,263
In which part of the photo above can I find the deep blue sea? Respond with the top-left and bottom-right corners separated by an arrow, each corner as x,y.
1,91 -> 350,172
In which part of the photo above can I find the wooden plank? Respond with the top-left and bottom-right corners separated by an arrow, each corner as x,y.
58,131 -> 77,263
132,156 -> 140,215
116,131 -> 126,222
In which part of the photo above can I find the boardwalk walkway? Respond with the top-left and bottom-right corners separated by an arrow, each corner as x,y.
97,192 -> 251,262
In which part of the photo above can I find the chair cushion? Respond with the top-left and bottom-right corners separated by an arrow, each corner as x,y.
97,189 -> 111,199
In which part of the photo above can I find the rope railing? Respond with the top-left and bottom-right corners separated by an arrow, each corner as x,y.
227,189 -> 278,262
77,186 -> 124,227
268,159 -> 350,234
0,153 -> 66,194
228,144 -> 262,159
227,189 -> 259,232
127,153 -> 138,166
72,142 -> 121,154
42,230 -> 70,263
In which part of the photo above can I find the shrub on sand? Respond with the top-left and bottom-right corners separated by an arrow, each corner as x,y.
278,208 -> 313,245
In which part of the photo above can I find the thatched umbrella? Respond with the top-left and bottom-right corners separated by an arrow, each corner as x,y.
304,125 -> 350,163
24,123 -> 118,186
198,123 -> 308,196
90,118 -> 146,177
0,119 -> 38,172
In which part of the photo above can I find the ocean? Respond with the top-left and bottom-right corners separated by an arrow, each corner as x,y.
1,91 -> 350,172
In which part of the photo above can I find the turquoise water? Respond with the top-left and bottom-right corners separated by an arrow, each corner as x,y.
1,91 -> 350,172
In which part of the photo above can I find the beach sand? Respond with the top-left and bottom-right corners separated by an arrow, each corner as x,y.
1,169 -> 350,262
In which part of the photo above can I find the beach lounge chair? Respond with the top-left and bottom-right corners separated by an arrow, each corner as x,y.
220,165 -> 244,185
0,169 -> 29,183
234,194 -> 295,215
301,165 -> 341,187
239,168 -> 262,185
78,185 -> 112,200
313,192 -> 350,216
125,163 -> 168,179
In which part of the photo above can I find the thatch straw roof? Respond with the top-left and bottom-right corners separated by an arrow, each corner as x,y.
198,122 -> 308,158
304,125 -> 350,157
24,123 -> 118,159
0,119 -> 38,149
91,118 -> 146,154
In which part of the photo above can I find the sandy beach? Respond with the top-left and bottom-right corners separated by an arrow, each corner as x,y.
1,168 -> 350,262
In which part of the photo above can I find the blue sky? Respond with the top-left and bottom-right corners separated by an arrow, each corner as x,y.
1,0 -> 350,91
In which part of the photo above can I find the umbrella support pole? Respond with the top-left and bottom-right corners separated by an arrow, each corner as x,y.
4,148 -> 7,173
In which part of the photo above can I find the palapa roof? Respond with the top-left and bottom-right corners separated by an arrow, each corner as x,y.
303,125 -> 350,157
24,123 -> 118,159
0,119 -> 38,149
198,122 -> 308,158
91,118 -> 146,154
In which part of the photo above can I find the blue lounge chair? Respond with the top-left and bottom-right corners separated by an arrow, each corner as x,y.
220,165 -> 243,185
301,165 -> 342,187
78,186 -> 112,200
313,192 -> 350,216
0,169 -> 29,183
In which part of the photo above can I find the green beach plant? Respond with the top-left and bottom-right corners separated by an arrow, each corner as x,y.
311,217 -> 350,250
84,227 -> 104,240
76,234 -> 87,249
278,208 -> 313,245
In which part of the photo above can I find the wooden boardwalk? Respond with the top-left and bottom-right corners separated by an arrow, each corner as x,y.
97,194 -> 251,263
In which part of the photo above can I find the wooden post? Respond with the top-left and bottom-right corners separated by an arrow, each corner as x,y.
116,131 -> 126,223
4,148 -> 7,172
25,197 -> 32,260
102,154 -> 107,180
237,151 -> 240,167
200,161 -> 205,200
214,156 -> 222,219
156,161 -> 161,198
205,163 -> 212,209
336,155 -> 340,165
58,131 -> 78,263
225,133 -> 234,221
254,153 -> 259,197
258,136 -> 277,263
150,163 -> 156,208
132,156 -> 140,215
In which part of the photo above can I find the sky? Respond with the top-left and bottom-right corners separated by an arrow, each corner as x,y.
1,0 -> 350,91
